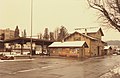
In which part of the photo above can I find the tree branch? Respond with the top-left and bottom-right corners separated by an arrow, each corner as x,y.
87,0 -> 120,32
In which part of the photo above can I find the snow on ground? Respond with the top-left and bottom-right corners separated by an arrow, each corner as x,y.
100,64 -> 120,78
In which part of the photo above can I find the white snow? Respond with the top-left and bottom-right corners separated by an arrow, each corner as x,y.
49,41 -> 87,48
75,27 -> 101,33
104,46 -> 112,49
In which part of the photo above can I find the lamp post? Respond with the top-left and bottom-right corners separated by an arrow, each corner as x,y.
30,0 -> 33,56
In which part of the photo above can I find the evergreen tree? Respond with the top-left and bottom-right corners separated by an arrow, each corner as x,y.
43,28 -> 49,40
14,26 -> 20,38
21,31 -> 24,37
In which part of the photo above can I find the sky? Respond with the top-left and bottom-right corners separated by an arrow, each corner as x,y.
0,0 -> 119,41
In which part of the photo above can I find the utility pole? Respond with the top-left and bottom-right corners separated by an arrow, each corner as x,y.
30,0 -> 33,57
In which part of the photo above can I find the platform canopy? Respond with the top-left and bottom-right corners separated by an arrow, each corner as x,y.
4,37 -> 53,45
49,41 -> 88,48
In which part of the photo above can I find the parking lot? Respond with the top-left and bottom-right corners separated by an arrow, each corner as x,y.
0,55 -> 120,78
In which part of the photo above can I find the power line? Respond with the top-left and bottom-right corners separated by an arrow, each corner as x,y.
75,27 -> 98,30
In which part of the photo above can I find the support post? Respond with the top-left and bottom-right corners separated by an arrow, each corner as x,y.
21,43 -> 23,55
30,0 -> 33,57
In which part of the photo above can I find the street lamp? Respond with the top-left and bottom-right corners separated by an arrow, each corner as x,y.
30,0 -> 33,56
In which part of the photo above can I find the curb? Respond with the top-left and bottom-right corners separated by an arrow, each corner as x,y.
0,59 -> 34,62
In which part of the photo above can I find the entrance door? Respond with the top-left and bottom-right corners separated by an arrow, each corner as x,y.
97,46 -> 100,56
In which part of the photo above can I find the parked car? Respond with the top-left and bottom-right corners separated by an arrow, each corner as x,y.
113,51 -> 120,55
0,54 -> 4,59
0,55 -> 14,60
117,51 -> 120,55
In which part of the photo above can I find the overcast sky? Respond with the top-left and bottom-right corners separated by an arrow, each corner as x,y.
0,0 -> 119,41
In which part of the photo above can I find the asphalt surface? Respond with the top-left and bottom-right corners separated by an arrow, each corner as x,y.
0,55 -> 120,78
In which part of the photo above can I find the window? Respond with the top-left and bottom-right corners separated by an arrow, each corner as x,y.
71,48 -> 79,54
74,37 -> 81,41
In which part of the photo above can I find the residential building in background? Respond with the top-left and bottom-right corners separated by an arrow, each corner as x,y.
0,28 -> 15,40
104,46 -> 113,55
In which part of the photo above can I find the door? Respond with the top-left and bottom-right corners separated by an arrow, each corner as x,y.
97,46 -> 100,56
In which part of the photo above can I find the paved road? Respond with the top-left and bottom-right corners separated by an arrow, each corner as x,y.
0,55 -> 120,78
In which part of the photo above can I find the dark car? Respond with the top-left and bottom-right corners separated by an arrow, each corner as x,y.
116,51 -> 120,55
113,51 -> 120,55
0,55 -> 14,60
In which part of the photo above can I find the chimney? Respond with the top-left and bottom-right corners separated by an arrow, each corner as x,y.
85,29 -> 87,35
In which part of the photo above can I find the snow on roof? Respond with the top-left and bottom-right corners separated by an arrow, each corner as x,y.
65,31 -> 97,41
104,46 -> 112,49
116,48 -> 120,50
66,27 -> 104,41
49,41 -> 88,48
80,33 -> 98,40
74,27 -> 104,36
75,27 -> 101,33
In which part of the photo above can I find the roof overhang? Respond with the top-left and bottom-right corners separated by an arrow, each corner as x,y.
49,41 -> 88,48
64,32 -> 97,41
4,37 -> 53,45
104,46 -> 112,50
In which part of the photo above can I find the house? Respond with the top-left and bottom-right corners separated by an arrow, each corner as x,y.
49,41 -> 88,58
64,27 -> 106,57
49,27 -> 106,58
104,46 -> 112,55
0,28 -> 15,40
115,48 -> 120,54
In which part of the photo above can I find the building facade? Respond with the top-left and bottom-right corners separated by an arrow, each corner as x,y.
49,41 -> 88,58
0,28 -> 15,40
64,27 -> 106,57
104,46 -> 113,55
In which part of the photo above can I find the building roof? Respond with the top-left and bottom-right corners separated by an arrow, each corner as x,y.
0,40 -> 4,43
116,48 -> 120,50
75,27 -> 104,36
104,46 -> 112,50
49,41 -> 88,48
64,31 -> 98,41
4,37 -> 53,45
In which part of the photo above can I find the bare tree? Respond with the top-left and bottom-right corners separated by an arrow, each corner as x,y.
21,29 -> 27,38
23,29 -> 27,38
54,27 -> 60,41
43,28 -> 49,40
38,33 -> 42,39
87,0 -> 120,32
57,26 -> 69,41
21,31 -> 24,37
